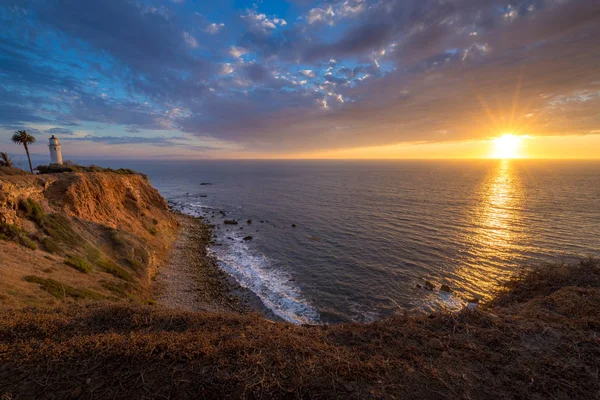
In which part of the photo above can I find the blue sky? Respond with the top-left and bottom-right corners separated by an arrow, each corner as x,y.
0,0 -> 599,159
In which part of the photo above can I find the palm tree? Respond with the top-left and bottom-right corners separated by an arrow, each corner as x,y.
11,130 -> 36,173
0,152 -> 13,168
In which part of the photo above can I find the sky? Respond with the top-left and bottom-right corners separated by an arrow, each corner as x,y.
0,0 -> 599,160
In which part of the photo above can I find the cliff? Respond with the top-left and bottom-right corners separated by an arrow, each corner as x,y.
0,169 -> 178,308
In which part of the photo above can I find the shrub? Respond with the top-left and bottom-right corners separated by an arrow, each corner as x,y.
18,198 -> 45,222
41,214 -> 81,246
64,255 -> 92,273
97,259 -> 134,282
0,222 -> 37,250
36,163 -> 145,178
125,258 -> 145,272
0,166 -> 28,176
17,199 -> 81,248
20,236 -> 38,250
22,276 -> 103,300
101,281 -> 133,297
41,237 -> 61,254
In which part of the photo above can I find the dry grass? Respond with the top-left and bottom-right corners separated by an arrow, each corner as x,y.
1,259 -> 599,399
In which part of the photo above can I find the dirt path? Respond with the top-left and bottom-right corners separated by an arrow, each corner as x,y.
154,214 -> 248,313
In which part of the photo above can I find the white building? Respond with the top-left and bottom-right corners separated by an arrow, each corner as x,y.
48,135 -> 63,165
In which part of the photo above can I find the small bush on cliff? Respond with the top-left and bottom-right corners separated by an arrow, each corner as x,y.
41,237 -> 60,254
23,276 -> 102,300
41,214 -> 81,246
83,245 -> 134,282
18,198 -> 45,222
18,198 -> 80,247
0,222 -> 37,250
64,255 -> 92,274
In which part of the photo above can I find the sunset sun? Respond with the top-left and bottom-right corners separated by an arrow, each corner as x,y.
492,134 -> 522,159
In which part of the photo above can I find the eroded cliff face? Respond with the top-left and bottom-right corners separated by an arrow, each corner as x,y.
0,171 -> 179,308
0,176 -> 49,225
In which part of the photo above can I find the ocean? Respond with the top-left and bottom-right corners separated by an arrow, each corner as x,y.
76,159 -> 600,324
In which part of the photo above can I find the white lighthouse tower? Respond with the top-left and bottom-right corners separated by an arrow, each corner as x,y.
48,135 -> 63,165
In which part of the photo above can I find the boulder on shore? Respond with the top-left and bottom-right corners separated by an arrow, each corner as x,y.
440,284 -> 452,293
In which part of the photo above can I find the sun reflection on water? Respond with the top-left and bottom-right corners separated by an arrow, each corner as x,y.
456,160 -> 528,299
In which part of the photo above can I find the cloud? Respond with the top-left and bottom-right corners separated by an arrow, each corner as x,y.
229,46 -> 249,58
324,74 -> 348,85
37,0 -> 199,74
204,22 -> 225,34
183,32 -> 198,48
65,135 -> 176,145
220,63 -> 235,75
45,127 -> 75,136
306,0 -> 366,26
300,70 -> 315,78
241,9 -> 287,35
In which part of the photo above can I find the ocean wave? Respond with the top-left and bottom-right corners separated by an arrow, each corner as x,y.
170,200 -> 320,325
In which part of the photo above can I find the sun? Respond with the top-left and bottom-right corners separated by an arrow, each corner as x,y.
492,134 -> 522,159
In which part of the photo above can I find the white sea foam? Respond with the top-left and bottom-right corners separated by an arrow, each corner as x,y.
171,200 -> 320,325
211,233 -> 320,324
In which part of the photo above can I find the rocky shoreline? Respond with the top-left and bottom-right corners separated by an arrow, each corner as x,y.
154,213 -> 273,318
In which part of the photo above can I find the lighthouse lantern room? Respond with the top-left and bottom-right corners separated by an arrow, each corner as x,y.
48,135 -> 63,165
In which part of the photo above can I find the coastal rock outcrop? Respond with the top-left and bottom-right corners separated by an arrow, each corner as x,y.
0,170 -> 178,309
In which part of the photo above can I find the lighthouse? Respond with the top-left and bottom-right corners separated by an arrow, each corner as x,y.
48,135 -> 63,165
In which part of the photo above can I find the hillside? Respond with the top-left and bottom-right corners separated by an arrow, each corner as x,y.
0,169 -> 178,308
0,259 -> 599,399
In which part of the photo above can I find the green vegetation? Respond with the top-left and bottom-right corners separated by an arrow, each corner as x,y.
100,281 -> 133,297
0,222 -> 37,250
41,214 -> 81,246
84,244 -> 134,282
0,151 -> 13,168
36,162 -> 146,179
41,237 -> 60,254
22,276 -> 103,300
97,258 -> 134,282
19,198 -> 81,248
11,130 -> 36,173
18,198 -> 45,222
17,198 -> 81,253
64,255 -> 92,274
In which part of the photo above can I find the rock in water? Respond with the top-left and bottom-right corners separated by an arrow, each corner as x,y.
247,219 -> 252,224
243,236 -> 253,241
425,281 -> 435,291
291,224 -> 296,228
224,220 -> 238,225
